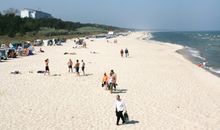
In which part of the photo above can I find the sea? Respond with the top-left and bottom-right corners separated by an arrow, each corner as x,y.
149,31 -> 220,77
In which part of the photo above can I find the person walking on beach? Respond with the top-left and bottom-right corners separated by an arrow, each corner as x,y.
44,58 -> 50,75
102,72 -> 109,89
115,95 -> 126,125
110,70 -> 117,91
67,59 -> 73,73
81,60 -> 85,75
125,48 -> 129,57
108,73 -> 113,93
74,60 -> 80,76
120,49 -> 124,57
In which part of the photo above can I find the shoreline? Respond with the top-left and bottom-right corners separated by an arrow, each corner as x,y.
176,48 -> 220,78
144,32 -> 220,78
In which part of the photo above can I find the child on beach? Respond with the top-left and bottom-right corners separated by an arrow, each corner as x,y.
120,49 -> 124,57
81,60 -> 85,75
67,59 -> 73,73
44,59 -> 50,75
74,60 -> 80,76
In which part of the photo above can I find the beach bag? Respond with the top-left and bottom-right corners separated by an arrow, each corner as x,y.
124,112 -> 129,121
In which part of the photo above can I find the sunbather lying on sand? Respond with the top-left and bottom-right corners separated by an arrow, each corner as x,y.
10,71 -> 21,74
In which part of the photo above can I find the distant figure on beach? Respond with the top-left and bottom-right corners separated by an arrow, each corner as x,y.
44,59 -> 50,75
125,48 -> 129,57
114,39 -> 118,43
74,60 -> 80,76
67,59 -> 73,73
115,95 -> 126,125
102,73 -> 109,89
198,61 -> 207,68
82,41 -> 87,48
110,70 -> 117,91
120,49 -> 124,57
202,62 -> 207,68
81,60 -> 85,75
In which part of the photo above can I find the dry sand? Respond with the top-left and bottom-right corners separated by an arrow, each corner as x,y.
0,32 -> 220,130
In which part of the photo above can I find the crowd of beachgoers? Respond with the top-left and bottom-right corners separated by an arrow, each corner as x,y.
4,34 -> 131,125
4,35 -> 129,125
0,38 -> 66,62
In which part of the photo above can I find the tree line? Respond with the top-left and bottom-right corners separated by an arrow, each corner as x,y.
0,13 -> 119,37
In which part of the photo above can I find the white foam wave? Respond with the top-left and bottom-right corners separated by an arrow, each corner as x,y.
197,34 -> 202,37
208,67 -> 220,74
185,47 -> 206,61
143,32 -> 154,40
148,33 -> 154,39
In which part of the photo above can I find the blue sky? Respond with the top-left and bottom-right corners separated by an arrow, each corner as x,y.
1,0 -> 220,31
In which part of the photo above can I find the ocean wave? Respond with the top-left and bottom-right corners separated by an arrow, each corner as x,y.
143,32 -> 154,40
185,46 -> 206,61
148,33 -> 153,39
207,67 -> 220,74
197,33 -> 202,36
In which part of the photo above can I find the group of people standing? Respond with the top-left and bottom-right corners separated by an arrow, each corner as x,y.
102,70 -> 117,93
67,59 -> 85,76
120,48 -> 129,57
44,58 -> 85,76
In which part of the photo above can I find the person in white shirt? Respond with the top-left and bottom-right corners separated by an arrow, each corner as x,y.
115,95 -> 126,125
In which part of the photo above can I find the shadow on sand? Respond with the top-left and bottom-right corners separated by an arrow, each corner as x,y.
112,89 -> 127,94
0,60 -> 8,63
125,120 -> 139,125
81,73 -> 93,77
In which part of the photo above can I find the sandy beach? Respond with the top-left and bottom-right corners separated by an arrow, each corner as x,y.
0,32 -> 220,130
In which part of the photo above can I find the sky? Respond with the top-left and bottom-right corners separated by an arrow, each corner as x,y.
1,0 -> 220,31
